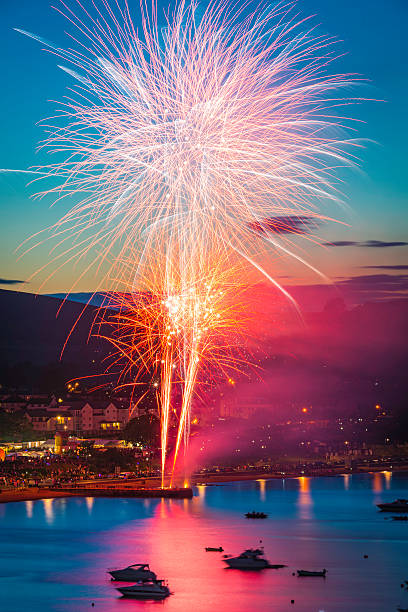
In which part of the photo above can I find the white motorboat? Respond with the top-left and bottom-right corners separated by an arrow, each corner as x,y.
116,579 -> 170,599
223,547 -> 273,569
108,563 -> 157,582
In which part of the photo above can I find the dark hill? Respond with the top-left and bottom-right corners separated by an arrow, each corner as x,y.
0,289 -> 109,367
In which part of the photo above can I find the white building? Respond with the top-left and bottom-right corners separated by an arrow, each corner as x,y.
29,399 -> 130,433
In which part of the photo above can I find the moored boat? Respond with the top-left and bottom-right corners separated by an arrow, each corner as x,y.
297,569 -> 327,577
108,563 -> 156,582
116,579 -> 170,599
223,547 -> 278,569
245,511 -> 268,519
205,546 -> 224,551
377,499 -> 408,512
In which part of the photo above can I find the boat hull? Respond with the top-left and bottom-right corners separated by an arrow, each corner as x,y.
117,586 -> 170,599
224,559 -> 270,569
377,504 -> 408,512
245,514 -> 267,519
117,590 -> 169,599
109,570 -> 156,581
205,547 -> 223,552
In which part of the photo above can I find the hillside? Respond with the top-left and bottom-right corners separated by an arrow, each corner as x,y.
0,289 -> 109,367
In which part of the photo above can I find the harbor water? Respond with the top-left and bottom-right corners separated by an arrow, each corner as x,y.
1,472 -> 408,611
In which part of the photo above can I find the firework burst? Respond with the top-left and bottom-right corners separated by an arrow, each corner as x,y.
97,254 -> 254,484
17,0 -> 361,482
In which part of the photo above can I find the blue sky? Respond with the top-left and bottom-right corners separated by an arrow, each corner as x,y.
0,0 -> 407,297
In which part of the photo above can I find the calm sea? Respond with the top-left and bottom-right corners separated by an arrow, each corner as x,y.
1,472 -> 408,612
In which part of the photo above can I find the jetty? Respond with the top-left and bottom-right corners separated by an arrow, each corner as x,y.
0,481 -> 193,503
54,483 -> 193,499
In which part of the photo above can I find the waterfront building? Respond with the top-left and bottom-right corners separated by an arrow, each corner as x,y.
24,399 -> 130,434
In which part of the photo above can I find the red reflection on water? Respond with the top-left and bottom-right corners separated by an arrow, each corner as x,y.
88,492 -> 319,612
145,500 -> 279,611
55,490 -> 324,612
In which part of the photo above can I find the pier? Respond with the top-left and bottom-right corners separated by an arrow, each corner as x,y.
54,484 -> 193,499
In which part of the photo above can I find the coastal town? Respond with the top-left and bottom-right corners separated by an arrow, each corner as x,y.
1,0 -> 407,608
2,385 -> 408,504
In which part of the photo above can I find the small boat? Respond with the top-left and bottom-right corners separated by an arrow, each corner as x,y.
245,511 -> 268,519
116,579 -> 170,599
392,515 -> 408,521
108,563 -> 157,582
297,569 -> 327,577
377,499 -> 408,512
205,546 -> 224,552
223,547 -> 277,569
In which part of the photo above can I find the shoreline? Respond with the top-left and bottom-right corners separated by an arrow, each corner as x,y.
1,465 -> 406,504
193,464 -> 408,484
0,486 -> 192,503
0,488 -> 75,503
194,470 -> 370,484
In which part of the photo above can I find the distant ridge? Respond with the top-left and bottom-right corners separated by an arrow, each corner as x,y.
0,289 -> 111,366
46,292 -> 109,308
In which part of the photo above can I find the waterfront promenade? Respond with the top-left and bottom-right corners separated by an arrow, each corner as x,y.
2,461 -> 408,504
0,482 -> 193,503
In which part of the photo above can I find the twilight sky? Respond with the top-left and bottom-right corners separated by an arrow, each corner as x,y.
0,0 -> 407,305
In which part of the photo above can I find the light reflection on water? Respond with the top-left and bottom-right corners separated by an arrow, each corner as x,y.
196,484 -> 207,505
42,498 -> 54,525
297,476 -> 312,520
257,478 -> 266,502
343,473 -> 351,490
371,470 -> 393,494
85,496 -> 94,513
25,499 -> 33,518
373,471 -> 383,493
0,472 -> 408,612
383,470 -> 392,489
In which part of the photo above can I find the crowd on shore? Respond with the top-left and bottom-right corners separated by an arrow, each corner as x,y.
0,455 -> 93,489
0,446 -> 148,490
